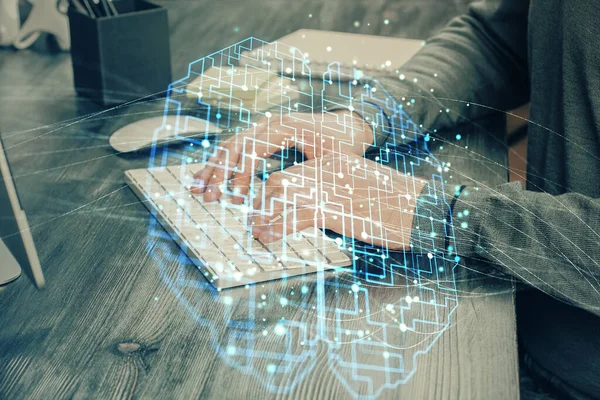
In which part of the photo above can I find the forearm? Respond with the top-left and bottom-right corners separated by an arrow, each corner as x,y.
412,181 -> 600,316
345,0 -> 530,149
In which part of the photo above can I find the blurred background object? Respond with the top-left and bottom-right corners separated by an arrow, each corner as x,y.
12,0 -> 70,50
0,0 -> 20,45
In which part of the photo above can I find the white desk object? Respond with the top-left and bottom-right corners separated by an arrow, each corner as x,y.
240,29 -> 425,80
0,138 -> 45,288
0,0 -> 20,46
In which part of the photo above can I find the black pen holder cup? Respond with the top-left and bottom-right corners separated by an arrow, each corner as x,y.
68,0 -> 172,106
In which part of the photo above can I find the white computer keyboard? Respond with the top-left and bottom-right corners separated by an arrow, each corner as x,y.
125,163 -> 351,288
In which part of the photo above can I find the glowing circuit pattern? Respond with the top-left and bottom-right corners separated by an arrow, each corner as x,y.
143,37 -> 460,399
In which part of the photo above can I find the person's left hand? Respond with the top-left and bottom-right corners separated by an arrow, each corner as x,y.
190,109 -> 374,204
250,155 -> 427,251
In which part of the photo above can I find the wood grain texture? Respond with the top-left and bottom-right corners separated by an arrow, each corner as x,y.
0,0 -> 518,399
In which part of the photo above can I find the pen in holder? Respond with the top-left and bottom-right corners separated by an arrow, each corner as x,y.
68,0 -> 171,106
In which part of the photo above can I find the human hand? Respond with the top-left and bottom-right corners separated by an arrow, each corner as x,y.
249,155 -> 427,251
190,109 -> 374,204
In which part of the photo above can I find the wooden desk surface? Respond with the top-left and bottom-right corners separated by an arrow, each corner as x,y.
0,1 -> 518,398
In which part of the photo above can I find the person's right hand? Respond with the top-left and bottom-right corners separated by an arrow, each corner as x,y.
249,154 -> 427,250
190,109 -> 374,204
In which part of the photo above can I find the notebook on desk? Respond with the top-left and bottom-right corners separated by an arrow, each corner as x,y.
239,29 -> 425,80
184,29 -> 425,98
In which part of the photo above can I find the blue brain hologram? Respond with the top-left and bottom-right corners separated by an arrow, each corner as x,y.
141,37 -> 460,398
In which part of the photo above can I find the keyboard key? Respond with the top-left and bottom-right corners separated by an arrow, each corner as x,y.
281,259 -> 309,270
154,199 -> 179,217
231,258 -> 259,273
287,236 -> 323,263
202,250 -> 229,268
263,240 -> 302,269
212,234 -> 239,250
201,201 -> 225,215
261,259 -> 286,271
186,201 -> 215,223
163,184 -> 188,197
126,169 -> 151,186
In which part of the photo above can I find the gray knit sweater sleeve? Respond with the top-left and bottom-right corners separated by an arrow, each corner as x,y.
412,182 -> 600,317
367,0 -> 530,137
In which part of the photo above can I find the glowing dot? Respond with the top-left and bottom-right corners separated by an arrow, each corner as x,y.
335,238 -> 343,246
405,296 -> 412,304
427,252 -> 433,259
267,364 -> 276,373
226,345 -> 236,355
456,134 -> 462,140
265,111 -> 272,118
461,222 -> 468,229
399,323 -> 408,332
353,21 -> 360,27
351,284 -> 360,293
413,78 -> 418,83
280,297 -> 289,306
154,297 -> 159,301
241,85 -> 248,91
385,60 -> 391,67
285,67 -> 292,74
337,172 -> 344,179
215,113 -> 221,119
399,74 -> 405,80
384,19 -> 390,25
274,324 -> 286,335
301,285 -> 309,294
348,105 -> 354,112
361,231 -> 369,240
326,46 -> 332,52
